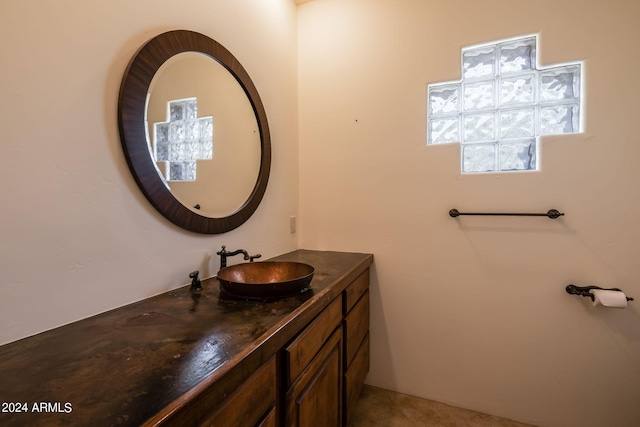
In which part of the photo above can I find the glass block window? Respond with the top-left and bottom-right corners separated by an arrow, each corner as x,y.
153,98 -> 213,181
427,35 -> 582,173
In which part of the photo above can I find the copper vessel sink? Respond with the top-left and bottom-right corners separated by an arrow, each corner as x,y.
217,261 -> 314,300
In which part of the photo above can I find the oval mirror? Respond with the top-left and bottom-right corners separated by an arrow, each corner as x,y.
118,30 -> 271,234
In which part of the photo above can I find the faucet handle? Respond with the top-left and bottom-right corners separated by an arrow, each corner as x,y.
189,270 -> 202,291
216,245 -> 227,256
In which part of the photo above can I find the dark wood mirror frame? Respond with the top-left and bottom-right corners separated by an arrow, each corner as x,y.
118,30 -> 271,234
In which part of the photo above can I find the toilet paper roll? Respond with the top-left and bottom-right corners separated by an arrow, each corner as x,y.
592,289 -> 627,308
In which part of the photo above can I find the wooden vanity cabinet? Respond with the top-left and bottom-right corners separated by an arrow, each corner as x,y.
342,269 -> 370,425
154,268 -> 371,427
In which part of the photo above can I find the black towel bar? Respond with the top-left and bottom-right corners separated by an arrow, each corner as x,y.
449,208 -> 564,219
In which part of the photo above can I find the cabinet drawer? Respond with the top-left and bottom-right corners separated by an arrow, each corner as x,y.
285,297 -> 342,387
343,269 -> 370,314
344,291 -> 369,367
344,333 -> 369,422
201,356 -> 276,427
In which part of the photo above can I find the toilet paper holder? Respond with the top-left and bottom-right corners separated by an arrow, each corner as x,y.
566,284 -> 634,302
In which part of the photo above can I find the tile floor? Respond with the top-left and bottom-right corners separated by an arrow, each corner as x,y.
347,385 -> 535,427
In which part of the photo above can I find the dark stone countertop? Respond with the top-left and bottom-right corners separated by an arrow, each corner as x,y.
0,250 -> 373,427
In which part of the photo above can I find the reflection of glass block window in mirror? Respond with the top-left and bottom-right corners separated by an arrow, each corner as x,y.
153,98 -> 213,181
426,35 -> 582,173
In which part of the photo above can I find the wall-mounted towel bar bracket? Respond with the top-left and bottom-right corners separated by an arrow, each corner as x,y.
449,208 -> 564,219
565,284 -> 634,302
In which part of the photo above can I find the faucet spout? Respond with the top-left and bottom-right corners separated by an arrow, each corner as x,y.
216,246 -> 261,270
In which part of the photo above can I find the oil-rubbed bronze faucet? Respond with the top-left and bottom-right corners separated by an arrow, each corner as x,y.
216,245 -> 261,270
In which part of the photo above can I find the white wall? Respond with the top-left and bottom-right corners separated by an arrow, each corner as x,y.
298,1 -> 640,426
0,0 -> 299,345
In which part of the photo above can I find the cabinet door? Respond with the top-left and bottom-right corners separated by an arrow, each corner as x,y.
285,327 -> 342,427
